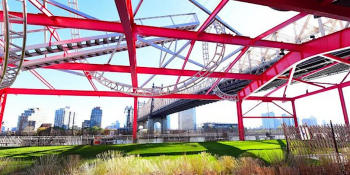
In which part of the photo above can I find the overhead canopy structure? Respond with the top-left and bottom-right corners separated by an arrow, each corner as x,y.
0,0 -> 349,141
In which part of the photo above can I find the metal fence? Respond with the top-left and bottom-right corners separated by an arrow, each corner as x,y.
283,122 -> 350,163
0,132 -> 285,147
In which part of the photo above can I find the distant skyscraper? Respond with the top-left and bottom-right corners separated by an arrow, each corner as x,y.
82,120 -> 90,128
116,120 -> 120,129
282,114 -> 294,126
17,108 -> 47,132
54,106 -> 76,130
262,112 -> 281,129
166,115 -> 171,130
178,108 -> 196,131
90,107 -> 102,128
301,116 -> 318,126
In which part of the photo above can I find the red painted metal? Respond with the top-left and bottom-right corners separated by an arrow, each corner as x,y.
242,101 -> 262,116
294,81 -> 350,100
282,67 -> 295,97
0,11 -> 300,51
29,0 -> 53,17
133,97 -> 138,140
341,70 -> 350,84
115,0 -> 138,90
321,0 -> 335,6
246,96 -> 293,101
236,101 -> 245,141
197,0 -> 228,32
45,63 -> 262,80
278,77 -> 326,89
323,54 -> 350,65
263,61 -> 341,97
234,0 -> 350,21
4,88 -> 222,100
291,100 -> 298,127
239,28 -> 350,100
29,70 -> 55,90
338,87 -> 349,125
29,1 -> 98,91
271,101 -> 293,116
133,0 -> 143,16
0,92 -> 7,130
243,116 -> 294,118
175,41 -> 195,89
206,12 -> 306,95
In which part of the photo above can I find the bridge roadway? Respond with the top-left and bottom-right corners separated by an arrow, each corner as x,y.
138,48 -> 350,123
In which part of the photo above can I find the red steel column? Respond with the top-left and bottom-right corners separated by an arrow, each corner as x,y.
338,87 -> 349,125
0,93 -> 8,130
291,100 -> 298,127
236,100 -> 245,141
133,97 -> 138,141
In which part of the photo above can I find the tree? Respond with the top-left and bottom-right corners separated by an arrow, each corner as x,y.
101,128 -> 110,135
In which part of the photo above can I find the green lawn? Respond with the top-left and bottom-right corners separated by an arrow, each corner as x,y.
0,140 -> 286,162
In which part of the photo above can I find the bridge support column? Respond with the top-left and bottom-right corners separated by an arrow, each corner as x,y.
133,97 -> 138,142
291,100 -> 299,127
236,100 -> 245,141
148,118 -> 154,134
161,116 -> 168,134
338,87 -> 349,125
0,93 -> 7,130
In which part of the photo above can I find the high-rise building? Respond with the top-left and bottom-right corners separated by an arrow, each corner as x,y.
17,108 -> 47,132
261,112 -> 281,129
302,116 -> 318,126
54,106 -> 76,130
82,120 -> 90,128
116,120 -> 120,129
282,114 -> 294,126
178,108 -> 196,131
166,115 -> 170,130
90,107 -> 102,128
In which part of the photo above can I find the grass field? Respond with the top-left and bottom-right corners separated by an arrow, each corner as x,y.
0,140 -> 286,162
3,140 -> 347,174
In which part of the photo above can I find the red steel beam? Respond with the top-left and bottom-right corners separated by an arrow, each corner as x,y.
291,100 -> 298,127
263,60 -> 341,97
278,76 -> 325,88
338,87 -> 349,125
245,96 -> 293,101
294,81 -> 350,100
197,0 -> 228,32
133,97 -> 138,140
44,63 -> 261,80
234,0 -> 350,22
243,116 -> 294,119
29,0 -> 98,91
4,88 -> 222,100
0,11 -> 300,51
236,101 -> 244,141
206,12 -> 306,94
0,93 -> 7,130
323,54 -> 350,65
115,0 -> 138,90
238,27 -> 350,100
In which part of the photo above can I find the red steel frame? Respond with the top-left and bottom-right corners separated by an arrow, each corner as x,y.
0,0 -> 349,140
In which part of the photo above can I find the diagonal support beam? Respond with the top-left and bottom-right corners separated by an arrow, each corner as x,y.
323,54 -> 350,65
206,12 -> 307,95
115,0 -> 138,90
0,11 -> 300,51
44,63 -> 261,80
239,27 -> 350,100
